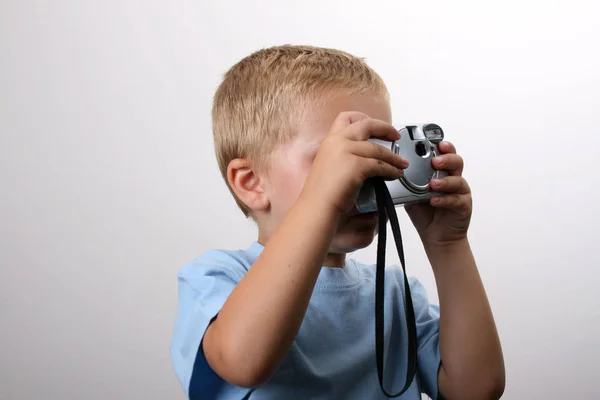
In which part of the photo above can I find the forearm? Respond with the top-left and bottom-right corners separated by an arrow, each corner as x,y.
204,196 -> 339,386
426,239 -> 505,399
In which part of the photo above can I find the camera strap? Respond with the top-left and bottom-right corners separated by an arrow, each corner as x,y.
371,177 -> 418,397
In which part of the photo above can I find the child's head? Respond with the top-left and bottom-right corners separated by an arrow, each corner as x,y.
212,45 -> 391,254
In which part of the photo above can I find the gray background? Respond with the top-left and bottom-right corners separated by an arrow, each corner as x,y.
1,0 -> 599,399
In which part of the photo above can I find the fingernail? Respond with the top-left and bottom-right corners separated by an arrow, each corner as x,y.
431,179 -> 441,186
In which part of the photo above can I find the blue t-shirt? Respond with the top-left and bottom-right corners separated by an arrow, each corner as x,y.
171,241 -> 442,399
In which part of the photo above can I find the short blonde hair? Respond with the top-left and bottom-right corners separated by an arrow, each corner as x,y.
212,44 -> 388,217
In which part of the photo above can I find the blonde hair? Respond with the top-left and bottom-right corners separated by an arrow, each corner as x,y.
212,44 -> 388,217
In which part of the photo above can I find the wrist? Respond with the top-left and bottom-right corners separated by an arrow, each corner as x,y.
291,193 -> 341,233
423,235 -> 469,253
296,190 -> 343,221
423,237 -> 473,272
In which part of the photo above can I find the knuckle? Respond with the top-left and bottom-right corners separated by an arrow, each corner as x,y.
363,117 -> 379,130
348,112 -> 370,125
378,160 -> 392,176
334,111 -> 353,123
355,118 -> 372,131
331,112 -> 366,133
346,111 -> 367,119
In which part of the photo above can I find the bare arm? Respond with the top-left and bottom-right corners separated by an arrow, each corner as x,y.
203,113 -> 407,387
203,197 -> 338,387
427,239 -> 505,400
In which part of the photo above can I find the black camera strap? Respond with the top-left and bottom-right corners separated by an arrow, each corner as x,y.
372,177 -> 418,397
240,178 -> 417,400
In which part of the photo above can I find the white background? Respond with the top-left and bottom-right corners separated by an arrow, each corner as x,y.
1,1 -> 599,399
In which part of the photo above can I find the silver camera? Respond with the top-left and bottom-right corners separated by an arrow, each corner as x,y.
355,123 -> 448,213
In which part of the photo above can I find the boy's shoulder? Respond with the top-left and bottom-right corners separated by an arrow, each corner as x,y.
177,242 -> 262,283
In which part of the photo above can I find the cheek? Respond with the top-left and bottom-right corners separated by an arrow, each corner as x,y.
270,164 -> 311,212
278,171 -> 306,202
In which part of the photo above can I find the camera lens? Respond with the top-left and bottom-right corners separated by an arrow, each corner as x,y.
415,142 -> 428,157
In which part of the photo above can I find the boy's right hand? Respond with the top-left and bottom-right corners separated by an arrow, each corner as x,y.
301,112 -> 409,215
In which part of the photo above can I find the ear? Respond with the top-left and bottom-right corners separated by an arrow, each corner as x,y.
227,158 -> 270,213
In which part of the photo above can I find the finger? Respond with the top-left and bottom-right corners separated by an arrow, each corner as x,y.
359,156 -> 404,181
438,141 -> 456,154
430,176 -> 470,194
329,111 -> 371,132
432,153 -> 464,176
348,141 -> 409,169
343,118 -> 400,142
430,193 -> 471,211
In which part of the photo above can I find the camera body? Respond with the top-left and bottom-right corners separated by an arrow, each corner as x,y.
355,123 -> 448,213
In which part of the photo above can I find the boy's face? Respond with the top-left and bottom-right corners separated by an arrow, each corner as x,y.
259,92 -> 392,265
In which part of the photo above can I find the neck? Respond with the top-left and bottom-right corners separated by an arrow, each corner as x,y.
322,252 -> 346,268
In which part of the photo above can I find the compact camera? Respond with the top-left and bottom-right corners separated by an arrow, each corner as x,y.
355,123 -> 448,213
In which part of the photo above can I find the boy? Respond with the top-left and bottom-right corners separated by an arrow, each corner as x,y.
171,45 -> 505,399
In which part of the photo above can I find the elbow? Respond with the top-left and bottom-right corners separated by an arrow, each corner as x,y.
206,337 -> 275,388
471,375 -> 505,400
476,376 -> 506,400
488,372 -> 506,399
220,359 -> 272,389
445,380 -> 505,400
441,367 -> 506,400
484,360 -> 506,399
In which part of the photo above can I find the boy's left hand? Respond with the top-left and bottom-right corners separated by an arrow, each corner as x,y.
405,141 -> 472,248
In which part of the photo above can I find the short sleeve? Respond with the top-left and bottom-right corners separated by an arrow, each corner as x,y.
408,277 -> 442,399
170,251 -> 248,399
